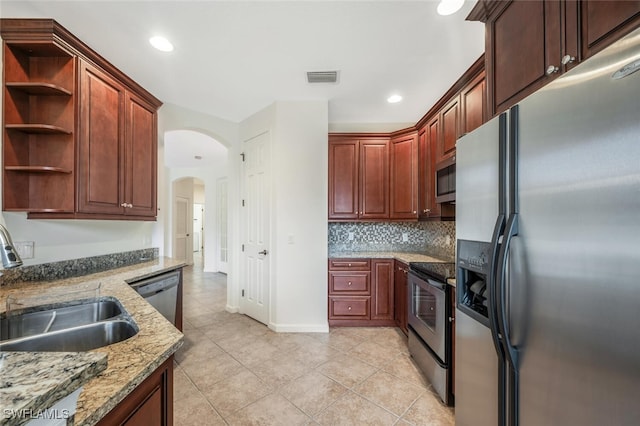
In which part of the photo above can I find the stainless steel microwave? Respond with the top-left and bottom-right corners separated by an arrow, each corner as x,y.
435,155 -> 456,203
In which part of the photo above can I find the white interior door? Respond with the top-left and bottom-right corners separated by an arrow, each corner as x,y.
241,132 -> 270,325
193,203 -> 204,252
174,195 -> 190,263
217,178 -> 228,274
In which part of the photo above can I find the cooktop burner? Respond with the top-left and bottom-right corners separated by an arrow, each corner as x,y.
409,262 -> 455,283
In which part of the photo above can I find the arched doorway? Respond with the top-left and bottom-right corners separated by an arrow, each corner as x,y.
164,130 -> 228,272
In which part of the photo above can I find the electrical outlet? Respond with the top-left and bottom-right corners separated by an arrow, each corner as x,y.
348,232 -> 355,241
402,233 -> 409,242
14,241 -> 35,259
288,234 -> 295,244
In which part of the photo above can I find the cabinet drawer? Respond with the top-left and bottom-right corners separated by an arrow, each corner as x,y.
329,297 -> 370,318
329,272 -> 370,294
329,258 -> 371,271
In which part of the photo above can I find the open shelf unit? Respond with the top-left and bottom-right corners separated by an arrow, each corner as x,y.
2,40 -> 76,213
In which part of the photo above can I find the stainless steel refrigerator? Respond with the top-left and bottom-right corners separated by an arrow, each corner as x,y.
455,26 -> 640,426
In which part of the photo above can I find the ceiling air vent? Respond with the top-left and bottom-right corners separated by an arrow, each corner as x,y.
307,71 -> 339,84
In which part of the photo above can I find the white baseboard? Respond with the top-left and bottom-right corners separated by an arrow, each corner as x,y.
268,322 -> 330,333
225,304 -> 239,313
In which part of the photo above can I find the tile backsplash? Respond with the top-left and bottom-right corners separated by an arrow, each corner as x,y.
329,221 -> 456,260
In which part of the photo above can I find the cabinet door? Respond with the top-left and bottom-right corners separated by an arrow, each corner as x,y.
581,0 -> 640,59
460,71 -> 486,136
426,117 -> 442,219
417,127 -> 430,220
371,259 -> 394,321
125,92 -> 157,217
390,133 -> 418,220
328,139 -> 359,220
438,97 -> 460,163
78,61 -> 125,215
394,261 -> 408,335
488,0 -> 561,115
97,356 -> 173,426
359,139 -> 389,219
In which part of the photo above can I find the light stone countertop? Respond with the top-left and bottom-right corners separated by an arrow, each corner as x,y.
0,257 -> 186,426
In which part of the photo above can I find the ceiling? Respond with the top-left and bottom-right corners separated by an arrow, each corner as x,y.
1,1 -> 484,129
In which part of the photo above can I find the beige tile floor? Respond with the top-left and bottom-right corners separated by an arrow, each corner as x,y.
174,257 -> 454,425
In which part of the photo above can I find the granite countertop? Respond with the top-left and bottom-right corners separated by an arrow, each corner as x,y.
1,352 -> 107,426
329,250 -> 454,265
0,257 -> 186,426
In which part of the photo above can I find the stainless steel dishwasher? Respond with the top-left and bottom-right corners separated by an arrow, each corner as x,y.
129,270 -> 180,325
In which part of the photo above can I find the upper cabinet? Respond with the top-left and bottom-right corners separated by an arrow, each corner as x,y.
328,136 -> 389,221
389,132 -> 418,220
330,58 -> 485,223
469,0 -> 640,116
1,19 -> 161,220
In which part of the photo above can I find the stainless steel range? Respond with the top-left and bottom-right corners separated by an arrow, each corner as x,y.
407,261 -> 455,406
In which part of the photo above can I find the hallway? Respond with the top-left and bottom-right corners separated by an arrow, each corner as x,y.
173,259 -> 454,425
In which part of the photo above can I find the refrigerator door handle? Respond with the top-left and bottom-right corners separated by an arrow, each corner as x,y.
488,213 -> 507,426
496,212 -> 520,426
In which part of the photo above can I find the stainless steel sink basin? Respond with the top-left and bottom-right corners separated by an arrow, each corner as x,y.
1,299 -> 124,341
0,319 -> 138,352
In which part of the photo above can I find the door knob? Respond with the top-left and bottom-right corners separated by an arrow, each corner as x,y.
259,250 -> 268,255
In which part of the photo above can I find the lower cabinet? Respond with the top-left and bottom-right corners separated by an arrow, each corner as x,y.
394,261 -> 409,335
97,356 -> 174,426
328,258 -> 395,327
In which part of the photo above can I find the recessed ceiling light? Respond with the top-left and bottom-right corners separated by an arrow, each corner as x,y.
149,36 -> 174,52
437,0 -> 465,16
387,94 -> 403,104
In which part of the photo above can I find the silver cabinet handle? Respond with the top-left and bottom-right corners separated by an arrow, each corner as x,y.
348,306 -> 352,311
348,281 -> 352,286
120,203 -> 127,207
128,203 -> 133,208
561,55 -> 575,65
546,65 -> 559,75
413,211 -> 417,214
258,249 -> 268,255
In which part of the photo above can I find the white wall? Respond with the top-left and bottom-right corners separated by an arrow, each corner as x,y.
238,101 -> 329,332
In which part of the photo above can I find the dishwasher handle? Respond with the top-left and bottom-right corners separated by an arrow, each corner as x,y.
130,271 -> 180,298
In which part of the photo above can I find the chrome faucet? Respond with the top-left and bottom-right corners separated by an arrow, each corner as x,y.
0,224 -> 23,269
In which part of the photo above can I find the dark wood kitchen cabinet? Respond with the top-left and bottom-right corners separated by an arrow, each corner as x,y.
328,258 -> 396,327
328,136 -> 389,221
371,259 -> 394,321
438,97 -> 460,164
1,19 -> 161,220
460,70 -> 486,136
78,61 -> 157,218
469,0 -> 640,117
97,356 -> 174,426
394,260 -> 409,335
389,132 -> 418,220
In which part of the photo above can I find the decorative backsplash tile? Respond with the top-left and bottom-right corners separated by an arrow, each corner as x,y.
329,222 -> 455,260
0,248 -> 159,287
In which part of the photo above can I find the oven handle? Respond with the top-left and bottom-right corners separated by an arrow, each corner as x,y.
408,271 -> 446,292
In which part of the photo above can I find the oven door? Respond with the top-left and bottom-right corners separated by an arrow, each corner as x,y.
408,271 -> 447,363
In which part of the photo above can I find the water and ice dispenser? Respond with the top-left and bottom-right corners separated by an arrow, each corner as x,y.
456,240 -> 492,327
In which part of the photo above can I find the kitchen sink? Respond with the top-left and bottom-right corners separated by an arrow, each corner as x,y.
0,319 -> 138,352
1,298 -> 125,341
